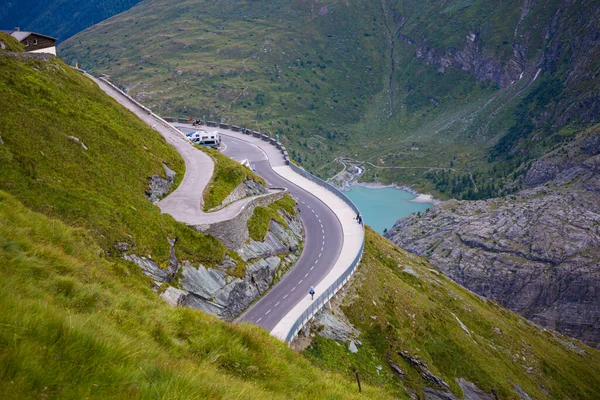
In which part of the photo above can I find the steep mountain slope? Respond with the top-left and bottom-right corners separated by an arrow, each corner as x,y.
0,191 -> 392,399
0,52 -> 225,267
386,125 -> 600,347
0,0 -> 143,42
2,52 -> 599,398
0,52 -> 393,399
301,229 -> 600,399
60,0 -> 600,199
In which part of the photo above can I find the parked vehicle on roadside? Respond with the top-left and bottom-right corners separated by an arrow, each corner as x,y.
187,130 -> 221,149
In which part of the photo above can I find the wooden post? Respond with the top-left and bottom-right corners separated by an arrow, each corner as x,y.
355,371 -> 362,393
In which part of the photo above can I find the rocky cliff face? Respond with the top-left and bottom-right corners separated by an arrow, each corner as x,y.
386,128 -> 600,347
128,203 -> 303,320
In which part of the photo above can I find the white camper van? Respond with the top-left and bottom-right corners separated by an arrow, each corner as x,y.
186,130 -> 221,149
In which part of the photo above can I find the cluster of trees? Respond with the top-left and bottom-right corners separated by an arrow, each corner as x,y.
424,169 -> 519,200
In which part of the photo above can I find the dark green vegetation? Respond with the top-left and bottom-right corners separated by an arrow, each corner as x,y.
0,0 -> 143,42
60,0 -> 600,199
303,228 -> 600,399
247,194 -> 296,241
0,191 -> 393,399
201,146 -> 265,210
0,32 -> 24,52
0,54 -> 224,266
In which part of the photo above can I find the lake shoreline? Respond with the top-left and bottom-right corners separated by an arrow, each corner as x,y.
348,181 -> 441,205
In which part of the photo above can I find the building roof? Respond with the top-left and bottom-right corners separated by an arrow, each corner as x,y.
1,30 -> 58,42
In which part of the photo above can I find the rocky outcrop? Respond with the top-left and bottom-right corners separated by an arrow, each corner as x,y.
129,202 -> 303,320
192,188 -> 286,249
177,256 -> 286,320
423,378 -> 498,400
146,163 -> 176,202
208,179 -> 268,211
238,213 -> 302,261
386,130 -> 600,347
413,27 -> 531,89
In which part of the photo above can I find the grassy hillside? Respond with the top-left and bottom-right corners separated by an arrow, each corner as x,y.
200,146 -> 265,211
0,52 -> 392,399
303,228 -> 600,399
0,190 -> 391,398
60,0 -> 600,199
0,32 -> 25,52
2,52 -> 599,398
0,54 -> 223,266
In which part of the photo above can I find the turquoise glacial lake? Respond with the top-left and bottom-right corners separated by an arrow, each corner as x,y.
344,185 -> 433,234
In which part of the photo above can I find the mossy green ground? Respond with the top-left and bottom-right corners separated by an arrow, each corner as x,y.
0,191 -> 392,399
0,55 -> 225,267
200,146 -> 265,211
0,32 -> 25,52
247,194 -> 296,242
303,228 -> 600,399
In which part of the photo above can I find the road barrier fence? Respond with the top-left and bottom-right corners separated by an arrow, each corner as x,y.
75,68 -> 364,343
152,114 -> 366,343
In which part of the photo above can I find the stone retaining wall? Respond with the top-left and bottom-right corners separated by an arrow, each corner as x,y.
0,51 -> 54,61
192,189 -> 286,249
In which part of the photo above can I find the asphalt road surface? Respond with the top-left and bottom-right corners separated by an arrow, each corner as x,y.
179,127 -> 343,331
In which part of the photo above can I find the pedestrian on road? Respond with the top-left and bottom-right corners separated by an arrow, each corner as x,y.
309,286 -> 315,300
356,212 -> 362,225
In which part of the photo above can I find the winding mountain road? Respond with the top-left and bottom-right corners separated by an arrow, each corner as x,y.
176,125 -> 344,331
86,74 -> 276,225
83,68 -> 363,340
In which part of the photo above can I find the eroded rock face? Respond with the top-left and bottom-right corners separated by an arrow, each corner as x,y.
146,163 -> 176,202
128,203 -> 303,320
209,179 -> 268,211
238,211 -> 303,261
386,131 -> 600,347
178,256 -> 282,320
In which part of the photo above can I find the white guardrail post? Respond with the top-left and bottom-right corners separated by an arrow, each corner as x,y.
77,69 -> 364,343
